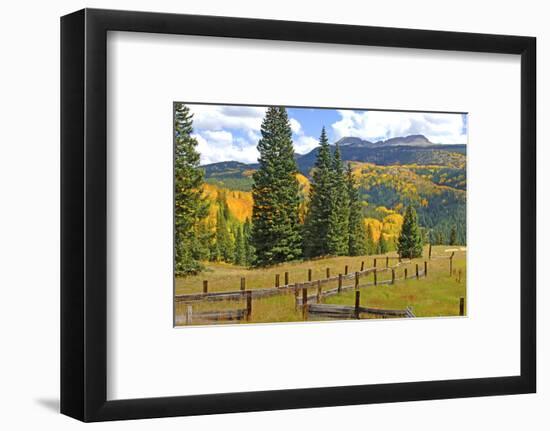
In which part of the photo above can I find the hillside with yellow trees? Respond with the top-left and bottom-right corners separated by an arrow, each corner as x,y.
201,155 -> 465,248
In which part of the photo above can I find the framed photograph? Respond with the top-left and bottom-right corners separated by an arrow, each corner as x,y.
61,8 -> 536,422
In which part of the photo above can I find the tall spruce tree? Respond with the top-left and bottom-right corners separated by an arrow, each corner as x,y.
449,226 -> 457,245
346,164 -> 367,256
251,107 -> 302,266
234,225 -> 246,265
243,218 -> 255,266
326,145 -> 350,255
215,201 -> 234,262
303,128 -> 333,257
365,222 -> 376,255
397,205 -> 424,258
378,234 -> 388,254
174,102 -> 209,276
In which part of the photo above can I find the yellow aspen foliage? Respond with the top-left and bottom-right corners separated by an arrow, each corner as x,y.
202,183 -> 253,223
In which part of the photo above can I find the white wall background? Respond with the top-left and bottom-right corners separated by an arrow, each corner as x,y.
0,0 -> 547,428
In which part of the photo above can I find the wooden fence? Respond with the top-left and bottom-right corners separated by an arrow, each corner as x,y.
305,291 -> 415,320
174,253 -> 458,325
174,258 -> 422,304
175,291 -> 252,325
294,263 -> 428,307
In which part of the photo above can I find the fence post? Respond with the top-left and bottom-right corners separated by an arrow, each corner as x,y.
361,261 -> 365,271
404,268 -> 408,280
355,290 -> 361,319
240,277 -> 246,295
386,256 -> 389,268
202,280 -> 208,294
416,263 -> 419,279
284,271 -> 289,286
338,274 -> 343,293
457,269 -> 462,283
302,287 -> 308,320
246,291 -> 252,320
459,297 -> 465,316
374,269 -> 377,286
308,269 -> 312,282
275,274 -> 280,288
391,268 -> 395,284
345,264 -> 348,275
317,280 -> 322,302
326,267 -> 330,279
424,261 -> 428,277
374,258 -> 377,268
355,271 -> 360,289
429,243 -> 432,260
449,252 -> 455,276
294,284 -> 300,310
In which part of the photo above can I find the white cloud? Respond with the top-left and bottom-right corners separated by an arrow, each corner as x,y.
331,110 -> 466,145
289,118 -> 302,134
193,132 -> 259,165
294,135 -> 319,155
288,116 -> 319,155
189,104 -> 266,132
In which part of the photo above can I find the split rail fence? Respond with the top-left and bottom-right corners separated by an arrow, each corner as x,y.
175,252 -> 458,324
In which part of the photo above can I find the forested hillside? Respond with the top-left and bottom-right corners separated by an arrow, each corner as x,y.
201,140 -> 467,246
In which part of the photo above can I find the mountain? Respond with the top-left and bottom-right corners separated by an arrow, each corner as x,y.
335,134 -> 434,148
199,135 -> 467,244
202,136 -> 466,180
294,141 -> 466,175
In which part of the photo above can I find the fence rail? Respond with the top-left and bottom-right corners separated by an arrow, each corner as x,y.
305,290 -> 415,320
174,253 -> 461,324
175,259 -> 420,303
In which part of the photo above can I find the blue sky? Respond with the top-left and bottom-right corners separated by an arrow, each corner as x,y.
186,104 -> 467,165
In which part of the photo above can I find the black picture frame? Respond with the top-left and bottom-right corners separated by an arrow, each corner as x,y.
61,8 -> 536,422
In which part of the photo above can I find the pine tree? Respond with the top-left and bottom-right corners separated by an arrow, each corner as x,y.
215,194 -> 234,262
174,102 -> 209,276
366,223 -> 376,255
346,164 -> 368,256
234,225 -> 246,265
303,128 -> 333,257
378,234 -> 388,254
397,205 -> 424,259
251,107 -> 302,266
326,145 -> 350,255
194,221 -> 212,261
449,226 -> 457,245
243,218 -> 255,266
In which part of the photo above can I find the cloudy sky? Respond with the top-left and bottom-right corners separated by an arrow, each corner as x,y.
186,104 -> 468,165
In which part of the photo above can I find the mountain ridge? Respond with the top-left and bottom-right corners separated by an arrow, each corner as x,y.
334,134 -> 436,148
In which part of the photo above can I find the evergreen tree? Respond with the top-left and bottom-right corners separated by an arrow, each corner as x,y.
397,205 -> 424,259
346,164 -> 368,256
366,223 -> 376,255
207,220 -> 220,262
215,194 -> 234,262
378,234 -> 388,254
174,102 -> 209,276
326,145 -> 350,255
234,225 -> 246,265
303,127 -> 333,257
194,221 -> 212,261
251,107 -> 302,266
436,230 -> 444,245
243,218 -> 255,266
449,226 -> 457,245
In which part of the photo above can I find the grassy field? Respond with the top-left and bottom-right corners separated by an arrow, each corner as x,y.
174,245 -> 466,326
